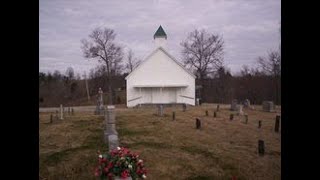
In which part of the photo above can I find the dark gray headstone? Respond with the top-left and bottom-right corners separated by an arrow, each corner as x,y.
244,115 -> 248,124
213,111 -> 217,118
182,104 -> 186,112
258,120 -> 262,128
275,115 -> 280,132
258,140 -> 265,156
196,118 -> 201,129
50,114 -> 53,123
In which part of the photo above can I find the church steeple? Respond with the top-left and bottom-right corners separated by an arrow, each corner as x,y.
153,25 -> 167,49
154,25 -> 167,39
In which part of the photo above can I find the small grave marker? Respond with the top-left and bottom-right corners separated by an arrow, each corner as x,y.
213,111 -> 217,118
258,140 -> 265,156
230,114 -> 234,121
244,115 -> 248,124
216,104 -> 220,112
172,111 -> 175,121
196,118 -> 201,129
258,120 -> 262,128
205,110 -> 208,116
60,104 -> 64,120
275,115 -> 280,132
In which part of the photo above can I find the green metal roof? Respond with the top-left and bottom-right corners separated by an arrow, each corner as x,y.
153,25 -> 167,39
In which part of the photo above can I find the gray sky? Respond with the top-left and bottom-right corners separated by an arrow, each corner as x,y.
39,0 -> 280,76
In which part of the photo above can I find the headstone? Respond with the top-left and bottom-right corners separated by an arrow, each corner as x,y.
258,120 -> 262,128
237,105 -> 244,115
258,140 -> 265,156
158,105 -> 164,116
95,88 -> 105,115
205,110 -> 208,116
196,98 -> 200,106
172,111 -> 175,121
230,99 -> 238,111
243,99 -> 251,108
216,104 -> 220,112
196,118 -> 201,129
105,105 -> 118,140
50,114 -> 53,123
182,104 -> 186,112
108,134 -> 119,151
275,115 -> 280,132
230,114 -> 234,121
262,101 -> 275,112
60,104 -> 64,120
244,115 -> 248,124
213,111 -> 217,118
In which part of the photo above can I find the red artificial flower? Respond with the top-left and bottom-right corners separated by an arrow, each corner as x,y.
94,168 -> 101,177
104,167 -> 109,173
121,170 -> 129,179
231,176 -> 237,180
107,162 -> 113,169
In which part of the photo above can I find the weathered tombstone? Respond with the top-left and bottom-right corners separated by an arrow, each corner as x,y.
262,101 -> 275,112
50,114 -> 53,123
237,105 -> 244,115
216,104 -> 220,112
60,104 -> 64,120
258,120 -> 262,128
205,110 -> 208,116
244,115 -> 248,124
230,114 -> 234,121
230,99 -> 238,111
258,140 -> 265,156
182,104 -> 186,112
213,111 -> 217,118
105,105 -> 118,136
196,118 -> 201,129
158,105 -> 164,116
275,115 -> 280,132
95,88 -> 105,115
172,111 -> 175,121
243,99 -> 251,108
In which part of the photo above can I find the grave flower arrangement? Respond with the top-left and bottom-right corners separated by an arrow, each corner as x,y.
95,147 -> 147,180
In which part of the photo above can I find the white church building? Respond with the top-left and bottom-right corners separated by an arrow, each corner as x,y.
125,26 -> 195,107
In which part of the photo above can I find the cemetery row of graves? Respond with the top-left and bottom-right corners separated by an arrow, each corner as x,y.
40,101 -> 280,180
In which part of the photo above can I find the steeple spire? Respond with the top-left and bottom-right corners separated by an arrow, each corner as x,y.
153,25 -> 167,39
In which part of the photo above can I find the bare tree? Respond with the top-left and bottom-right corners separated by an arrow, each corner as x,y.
181,29 -> 224,80
181,29 -> 224,101
81,27 -> 123,105
257,50 -> 281,104
257,50 -> 281,77
125,49 -> 141,73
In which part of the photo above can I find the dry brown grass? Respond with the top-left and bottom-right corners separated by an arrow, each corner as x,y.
39,112 -> 107,180
39,104 -> 281,180
116,104 -> 281,180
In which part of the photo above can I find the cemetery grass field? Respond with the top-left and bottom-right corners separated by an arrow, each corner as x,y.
39,104 -> 281,180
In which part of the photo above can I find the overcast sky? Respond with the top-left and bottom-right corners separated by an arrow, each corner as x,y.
39,0 -> 280,76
